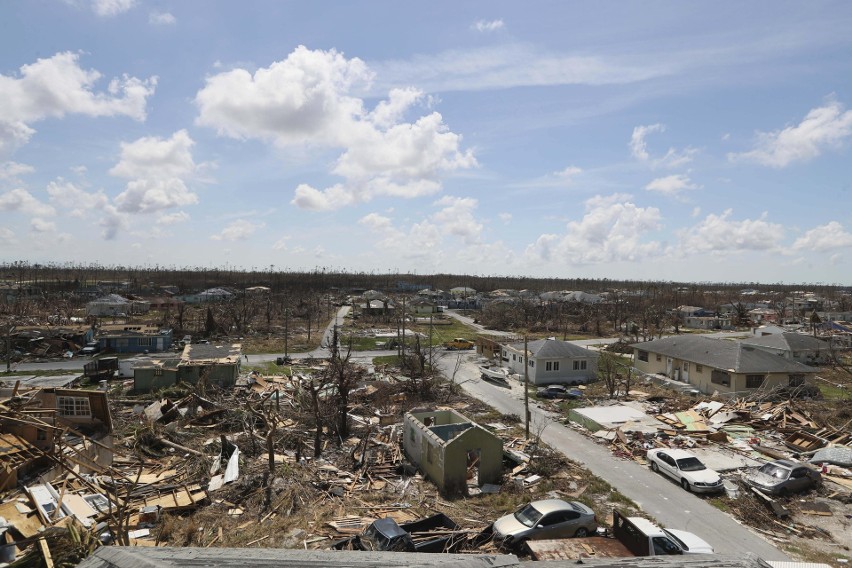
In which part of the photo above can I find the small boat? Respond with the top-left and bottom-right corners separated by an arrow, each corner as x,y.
478,366 -> 510,381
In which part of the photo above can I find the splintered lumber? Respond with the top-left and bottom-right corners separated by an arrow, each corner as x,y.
158,438 -> 204,457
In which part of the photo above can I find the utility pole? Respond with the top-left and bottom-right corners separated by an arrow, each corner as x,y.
5,325 -> 14,373
428,314 -> 434,370
524,335 -> 530,439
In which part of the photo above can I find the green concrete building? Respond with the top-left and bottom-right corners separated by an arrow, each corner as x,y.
133,343 -> 242,393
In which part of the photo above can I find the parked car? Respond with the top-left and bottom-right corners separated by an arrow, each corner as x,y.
536,385 -> 582,399
646,449 -> 724,493
79,342 -> 100,356
745,459 -> 821,496
444,338 -> 475,350
492,499 -> 597,547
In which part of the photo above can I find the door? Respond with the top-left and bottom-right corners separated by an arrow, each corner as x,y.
682,362 -> 690,383
666,358 -> 673,376
659,453 -> 678,481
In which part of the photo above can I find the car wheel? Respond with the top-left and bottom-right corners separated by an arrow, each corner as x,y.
650,461 -> 659,472
574,528 -> 589,538
681,478 -> 690,492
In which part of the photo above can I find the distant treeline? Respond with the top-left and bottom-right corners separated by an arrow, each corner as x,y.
0,260 -> 845,296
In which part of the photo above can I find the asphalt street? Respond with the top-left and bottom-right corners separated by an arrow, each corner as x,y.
435,351 -> 790,561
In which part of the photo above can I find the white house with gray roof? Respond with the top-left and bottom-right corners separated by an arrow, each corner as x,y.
740,332 -> 830,365
502,338 -> 598,385
631,335 -> 818,395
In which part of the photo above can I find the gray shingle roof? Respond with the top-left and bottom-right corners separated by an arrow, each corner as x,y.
741,332 -> 828,352
507,338 -> 596,359
630,336 -> 817,373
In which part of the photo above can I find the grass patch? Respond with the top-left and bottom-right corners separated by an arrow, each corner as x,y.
1,368 -> 80,376
373,354 -> 403,366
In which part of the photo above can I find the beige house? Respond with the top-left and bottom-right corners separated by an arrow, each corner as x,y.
403,409 -> 502,496
631,336 -> 818,396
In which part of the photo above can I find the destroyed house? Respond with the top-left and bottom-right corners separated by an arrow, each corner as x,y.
631,335 -> 819,395
403,409 -> 502,496
95,324 -> 173,353
133,343 -> 242,392
1,388 -> 113,490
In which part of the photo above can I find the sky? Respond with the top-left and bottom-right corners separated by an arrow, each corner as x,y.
2,1 -> 852,285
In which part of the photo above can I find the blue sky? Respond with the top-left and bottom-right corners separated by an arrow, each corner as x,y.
2,1 -> 852,284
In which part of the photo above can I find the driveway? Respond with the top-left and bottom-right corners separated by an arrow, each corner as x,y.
435,351 -> 789,561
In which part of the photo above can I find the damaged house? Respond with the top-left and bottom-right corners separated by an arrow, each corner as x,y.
95,324 -> 173,354
0,387 -> 113,491
133,343 -> 242,393
403,409 -> 502,496
631,336 -> 819,395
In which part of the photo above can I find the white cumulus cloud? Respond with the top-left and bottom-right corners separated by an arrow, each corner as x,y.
210,219 -> 264,241
111,130 -> 201,214
46,178 -> 108,216
644,174 -> 700,196
472,19 -> 505,33
728,99 -> 852,168
792,221 -> 852,252
92,0 -> 135,17
525,193 -> 663,264
0,52 -> 156,155
30,218 -> 57,233
0,188 -> 56,217
156,211 -> 190,225
149,10 -> 176,25
0,161 -> 34,180
194,46 -> 475,210
678,210 -> 784,254
629,123 -> 696,168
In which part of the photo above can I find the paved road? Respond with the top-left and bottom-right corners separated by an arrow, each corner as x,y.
435,351 -> 790,561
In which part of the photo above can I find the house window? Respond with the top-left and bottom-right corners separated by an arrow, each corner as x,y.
553,361 -> 559,371
746,375 -> 765,389
573,360 -> 586,371
409,428 -> 415,442
546,362 -> 552,371
529,360 -> 534,368
426,443 -> 434,464
57,396 -> 92,417
154,368 -> 163,376
711,370 -> 730,386
683,362 -> 690,371
638,350 -> 649,362
696,364 -> 703,373
138,337 -> 153,347
116,339 -> 129,348
512,354 -> 516,361
789,374 -> 805,387
656,354 -> 662,362
37,429 -> 47,441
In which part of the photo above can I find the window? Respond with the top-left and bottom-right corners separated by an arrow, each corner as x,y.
746,374 -> 765,389
57,396 -> 91,417
789,374 -> 805,387
638,350 -> 649,362
573,360 -> 586,371
409,428 -> 415,442
426,443 -> 434,464
696,364 -> 703,372
37,429 -> 47,441
138,337 -> 153,347
528,360 -> 534,367
546,362 -> 552,371
512,354 -> 517,361
683,362 -> 690,371
553,361 -> 559,371
656,354 -> 662,362
711,370 -> 730,386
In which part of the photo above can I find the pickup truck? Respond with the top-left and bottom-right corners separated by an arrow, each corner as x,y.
444,338 -> 475,350
524,510 -> 714,560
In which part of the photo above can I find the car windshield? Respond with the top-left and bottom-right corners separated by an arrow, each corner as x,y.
514,504 -> 544,528
676,457 -> 706,472
662,529 -> 688,551
758,463 -> 790,480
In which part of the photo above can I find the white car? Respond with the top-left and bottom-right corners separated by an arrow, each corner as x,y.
646,448 -> 724,493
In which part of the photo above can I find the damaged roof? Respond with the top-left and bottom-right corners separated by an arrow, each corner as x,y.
182,343 -> 242,364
